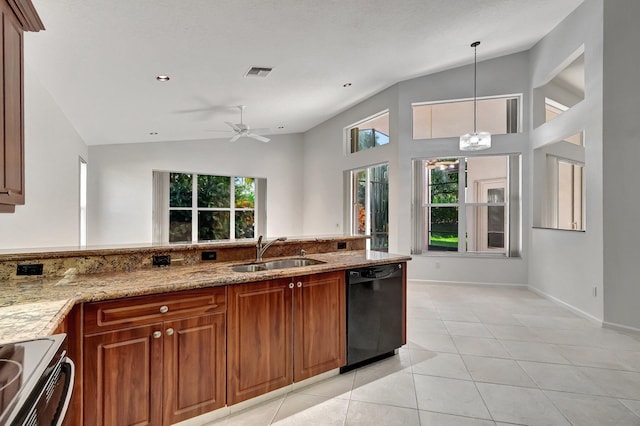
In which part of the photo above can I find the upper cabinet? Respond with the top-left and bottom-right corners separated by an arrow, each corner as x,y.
0,0 -> 43,213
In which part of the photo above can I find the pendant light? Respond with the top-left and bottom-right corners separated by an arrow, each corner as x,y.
460,41 -> 491,151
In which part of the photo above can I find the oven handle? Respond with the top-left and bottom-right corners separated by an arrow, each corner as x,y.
53,357 -> 76,426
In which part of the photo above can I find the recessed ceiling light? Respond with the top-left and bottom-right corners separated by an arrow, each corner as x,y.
156,75 -> 170,82
149,132 -> 158,135
343,83 -> 352,87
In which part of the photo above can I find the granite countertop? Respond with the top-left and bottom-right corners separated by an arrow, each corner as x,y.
0,250 -> 410,344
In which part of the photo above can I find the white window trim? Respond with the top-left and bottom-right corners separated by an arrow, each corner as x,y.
411,93 -> 523,141
412,155 -> 521,258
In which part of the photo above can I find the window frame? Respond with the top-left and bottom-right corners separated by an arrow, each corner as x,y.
411,94 -> 522,141
166,172 -> 259,243
349,163 -> 389,252
345,110 -> 390,154
411,154 -> 521,258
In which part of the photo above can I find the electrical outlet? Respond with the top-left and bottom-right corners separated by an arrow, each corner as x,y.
337,241 -> 347,250
201,251 -> 217,261
152,255 -> 171,267
17,263 -> 44,276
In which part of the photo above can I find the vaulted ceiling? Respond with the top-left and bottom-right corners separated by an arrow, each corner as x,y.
26,0 -> 583,145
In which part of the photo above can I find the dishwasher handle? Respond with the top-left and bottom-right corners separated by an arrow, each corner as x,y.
349,263 -> 402,282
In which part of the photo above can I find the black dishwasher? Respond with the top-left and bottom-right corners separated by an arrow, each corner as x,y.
342,263 -> 403,372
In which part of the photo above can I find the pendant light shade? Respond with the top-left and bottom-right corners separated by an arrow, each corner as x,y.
460,41 -> 491,151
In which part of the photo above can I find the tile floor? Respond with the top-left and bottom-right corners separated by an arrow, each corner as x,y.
209,282 -> 640,425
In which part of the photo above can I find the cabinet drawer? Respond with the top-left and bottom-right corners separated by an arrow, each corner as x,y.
84,287 -> 226,334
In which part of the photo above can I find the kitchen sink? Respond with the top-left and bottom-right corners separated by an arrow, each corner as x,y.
231,258 -> 325,273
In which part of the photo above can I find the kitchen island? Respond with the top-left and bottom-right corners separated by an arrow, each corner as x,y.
0,237 -> 410,425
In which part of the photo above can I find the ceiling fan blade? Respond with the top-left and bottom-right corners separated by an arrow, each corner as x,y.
247,133 -> 270,143
247,127 -> 271,134
229,134 -> 242,142
225,121 -> 242,132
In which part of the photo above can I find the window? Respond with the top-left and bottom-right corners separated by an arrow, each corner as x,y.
412,155 -> 520,256
79,158 -> 87,246
412,96 -> 520,140
153,172 -> 262,243
351,164 -> 389,251
347,111 -> 389,153
535,52 -> 584,127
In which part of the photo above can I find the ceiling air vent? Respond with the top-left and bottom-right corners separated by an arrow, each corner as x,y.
245,66 -> 273,78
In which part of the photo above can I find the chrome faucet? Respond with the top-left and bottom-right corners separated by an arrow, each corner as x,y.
256,235 -> 287,262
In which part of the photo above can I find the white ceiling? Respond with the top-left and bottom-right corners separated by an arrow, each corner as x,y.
25,0 -> 583,146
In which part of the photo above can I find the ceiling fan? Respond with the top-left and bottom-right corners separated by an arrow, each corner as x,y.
224,105 -> 270,143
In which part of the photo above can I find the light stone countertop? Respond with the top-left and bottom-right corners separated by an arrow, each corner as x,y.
0,250 -> 410,344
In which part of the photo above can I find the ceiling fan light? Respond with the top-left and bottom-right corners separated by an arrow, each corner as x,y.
460,132 -> 491,151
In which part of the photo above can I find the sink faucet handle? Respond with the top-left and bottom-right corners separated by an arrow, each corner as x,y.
300,249 -> 306,257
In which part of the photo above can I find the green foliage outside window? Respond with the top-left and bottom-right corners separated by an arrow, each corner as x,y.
428,162 -> 459,250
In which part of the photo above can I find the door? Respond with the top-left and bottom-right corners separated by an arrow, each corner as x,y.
84,324 -> 163,426
293,271 -> 346,381
475,179 -> 507,253
227,279 -> 293,405
163,313 -> 226,424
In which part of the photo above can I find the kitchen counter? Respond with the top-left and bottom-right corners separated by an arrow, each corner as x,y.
0,250 -> 410,343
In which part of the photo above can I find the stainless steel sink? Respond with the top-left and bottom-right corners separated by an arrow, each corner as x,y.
231,258 -> 325,273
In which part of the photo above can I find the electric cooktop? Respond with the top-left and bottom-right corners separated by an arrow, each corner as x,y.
0,335 -> 66,425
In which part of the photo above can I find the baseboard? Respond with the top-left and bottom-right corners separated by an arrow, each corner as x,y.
527,285 -> 603,326
603,320 -> 640,336
409,278 -> 527,288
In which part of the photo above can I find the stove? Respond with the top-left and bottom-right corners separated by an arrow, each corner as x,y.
0,335 -> 74,426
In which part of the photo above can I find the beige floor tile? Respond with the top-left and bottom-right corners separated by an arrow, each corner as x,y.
486,324 -> 543,342
554,344 -> 636,371
453,336 -> 511,358
543,390 -> 640,426
499,340 -> 570,364
405,332 -> 458,353
619,399 -> 640,418
271,394 -> 349,425
437,309 -> 481,323
579,367 -> 640,400
407,318 -> 449,335
518,361 -> 604,395
462,355 -> 537,388
209,397 -> 283,425
444,321 -> 493,338
413,375 -> 491,420
351,370 -> 417,409
294,371 -> 354,399
346,400 -> 420,426
411,351 -> 471,380
476,382 -> 570,426
419,410 -> 496,425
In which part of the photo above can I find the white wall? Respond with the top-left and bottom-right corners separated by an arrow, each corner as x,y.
303,52 -> 530,285
602,0 -> 640,330
88,134 -> 304,245
0,64 -> 88,250
528,0 -> 604,322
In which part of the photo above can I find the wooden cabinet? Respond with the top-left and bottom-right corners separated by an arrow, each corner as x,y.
0,0 -> 43,212
227,271 -> 345,405
83,288 -> 226,426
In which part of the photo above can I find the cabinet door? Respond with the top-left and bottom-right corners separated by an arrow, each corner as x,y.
163,313 -> 226,425
227,279 -> 293,405
294,271 -> 346,381
0,5 -> 24,207
84,324 -> 163,426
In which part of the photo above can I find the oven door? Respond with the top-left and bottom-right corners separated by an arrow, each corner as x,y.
17,356 -> 75,426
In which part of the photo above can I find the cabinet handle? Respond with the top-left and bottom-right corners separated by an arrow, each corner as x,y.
289,282 -> 294,289
152,331 -> 162,339
297,281 -> 302,288
0,190 -> 10,195
159,305 -> 169,314
166,328 -> 174,336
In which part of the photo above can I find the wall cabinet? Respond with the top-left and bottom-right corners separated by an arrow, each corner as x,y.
83,287 -> 226,426
0,0 -> 43,212
227,271 -> 345,405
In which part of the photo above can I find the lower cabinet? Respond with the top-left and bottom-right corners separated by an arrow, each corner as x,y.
227,271 -> 346,405
83,288 -> 226,426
